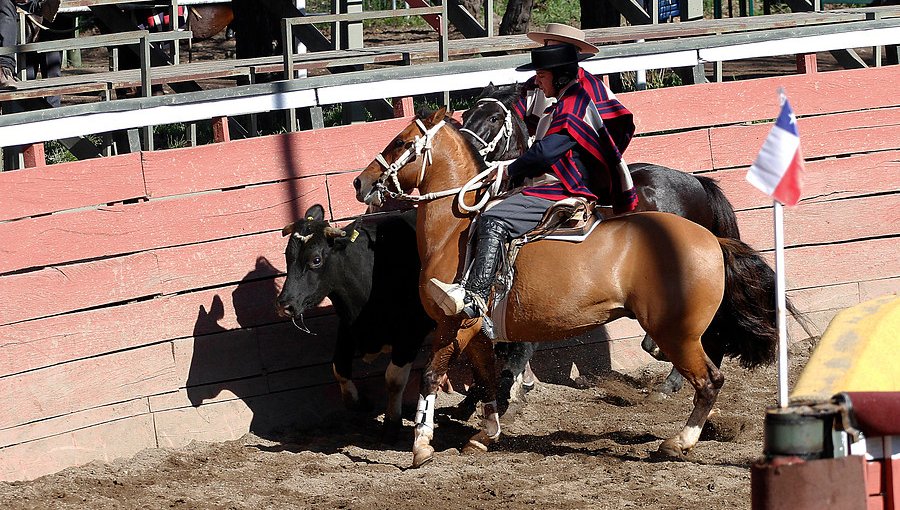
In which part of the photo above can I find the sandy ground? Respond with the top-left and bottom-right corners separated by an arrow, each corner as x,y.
0,338 -> 817,510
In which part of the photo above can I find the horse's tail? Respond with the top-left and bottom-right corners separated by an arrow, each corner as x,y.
706,238 -> 808,369
695,175 -> 741,239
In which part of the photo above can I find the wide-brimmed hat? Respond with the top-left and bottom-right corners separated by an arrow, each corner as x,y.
515,43 -> 589,72
527,23 -> 598,54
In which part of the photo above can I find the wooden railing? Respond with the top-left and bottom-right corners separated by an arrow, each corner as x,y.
0,10 -> 898,152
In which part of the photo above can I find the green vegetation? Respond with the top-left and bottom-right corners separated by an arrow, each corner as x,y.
531,0 -> 581,27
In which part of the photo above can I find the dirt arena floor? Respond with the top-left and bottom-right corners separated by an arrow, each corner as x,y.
0,338 -> 817,510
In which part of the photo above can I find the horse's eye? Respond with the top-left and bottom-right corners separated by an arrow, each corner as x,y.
394,139 -> 405,148
309,256 -> 322,269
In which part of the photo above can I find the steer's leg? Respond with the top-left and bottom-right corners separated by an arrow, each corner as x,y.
332,364 -> 360,409
383,361 -> 412,444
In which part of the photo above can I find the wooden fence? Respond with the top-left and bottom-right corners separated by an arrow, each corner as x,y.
1,63 -> 898,481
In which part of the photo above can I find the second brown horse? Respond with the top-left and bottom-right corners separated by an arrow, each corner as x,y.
354,108 -> 782,468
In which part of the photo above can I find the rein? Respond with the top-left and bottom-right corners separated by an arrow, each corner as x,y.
458,98 -> 514,163
368,117 -> 511,213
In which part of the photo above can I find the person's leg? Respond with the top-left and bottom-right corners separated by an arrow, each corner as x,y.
0,0 -> 17,69
428,194 -> 554,338
38,0 -> 59,23
41,50 -> 61,106
0,0 -> 19,88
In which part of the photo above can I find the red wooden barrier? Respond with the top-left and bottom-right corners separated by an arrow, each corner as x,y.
0,153 -> 144,222
0,66 -> 896,483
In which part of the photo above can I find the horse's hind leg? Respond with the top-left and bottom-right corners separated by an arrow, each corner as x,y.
657,342 -> 725,458
460,333 -> 502,454
641,334 -> 685,396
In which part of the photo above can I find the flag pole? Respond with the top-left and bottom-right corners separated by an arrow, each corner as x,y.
774,199 -> 789,408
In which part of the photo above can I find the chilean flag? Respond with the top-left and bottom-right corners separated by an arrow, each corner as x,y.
746,97 -> 805,206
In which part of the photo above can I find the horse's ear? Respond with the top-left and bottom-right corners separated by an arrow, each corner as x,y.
303,204 -> 326,222
430,107 -> 447,125
478,82 -> 496,99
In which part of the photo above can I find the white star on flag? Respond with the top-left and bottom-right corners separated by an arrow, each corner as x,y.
746,94 -> 805,206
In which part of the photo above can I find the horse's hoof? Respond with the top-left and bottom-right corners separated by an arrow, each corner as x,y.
656,438 -> 687,460
646,391 -> 670,402
462,438 -> 489,455
412,445 -> 435,468
462,431 -> 496,455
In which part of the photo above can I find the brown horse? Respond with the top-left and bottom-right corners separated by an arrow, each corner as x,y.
353,108 -> 781,468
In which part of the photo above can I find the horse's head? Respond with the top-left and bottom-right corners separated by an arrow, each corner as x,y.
354,107 -> 449,207
460,83 -> 528,162
276,204 -> 357,322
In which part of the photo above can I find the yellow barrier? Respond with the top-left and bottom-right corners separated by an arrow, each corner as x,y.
792,294 -> 900,402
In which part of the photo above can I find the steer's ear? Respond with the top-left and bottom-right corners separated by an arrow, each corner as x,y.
303,204 -> 326,222
281,223 -> 294,237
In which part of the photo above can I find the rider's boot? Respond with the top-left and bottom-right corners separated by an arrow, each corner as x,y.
427,216 -> 510,340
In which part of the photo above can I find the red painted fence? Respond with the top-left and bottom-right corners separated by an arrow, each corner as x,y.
0,65 -> 897,481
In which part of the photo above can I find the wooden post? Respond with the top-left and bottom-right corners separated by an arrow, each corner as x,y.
886,45 -> 900,66
21,144 -> 45,168
140,34 -> 154,150
170,0 -> 181,64
212,116 -> 230,143
441,0 -> 450,108
393,97 -> 414,118
796,53 -> 817,74
868,12 -> 881,67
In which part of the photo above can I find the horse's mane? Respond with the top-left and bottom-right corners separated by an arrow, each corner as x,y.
476,83 -> 522,108
472,83 -> 529,158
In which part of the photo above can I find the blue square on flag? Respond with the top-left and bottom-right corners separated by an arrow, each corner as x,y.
746,98 -> 805,206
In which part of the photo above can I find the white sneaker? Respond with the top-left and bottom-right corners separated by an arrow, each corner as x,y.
426,278 -> 467,316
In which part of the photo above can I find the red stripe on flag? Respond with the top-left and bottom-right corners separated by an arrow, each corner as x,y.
772,149 -> 804,206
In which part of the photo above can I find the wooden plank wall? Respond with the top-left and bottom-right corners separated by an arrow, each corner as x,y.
1,65 -> 897,482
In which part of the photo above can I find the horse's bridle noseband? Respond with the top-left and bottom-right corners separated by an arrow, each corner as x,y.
365,116 -> 507,212
366,118 -> 446,205
459,98 -> 514,162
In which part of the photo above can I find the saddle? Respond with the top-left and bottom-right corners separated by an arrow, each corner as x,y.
525,196 -> 600,240
474,196 -> 605,342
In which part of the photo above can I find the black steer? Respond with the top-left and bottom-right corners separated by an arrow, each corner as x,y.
277,204 -> 434,440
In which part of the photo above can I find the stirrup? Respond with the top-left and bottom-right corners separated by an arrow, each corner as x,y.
426,278 -> 467,316
427,278 -> 496,339
479,314 -> 496,340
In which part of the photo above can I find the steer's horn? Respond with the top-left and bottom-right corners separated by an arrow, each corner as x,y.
324,226 -> 347,238
293,232 -> 313,242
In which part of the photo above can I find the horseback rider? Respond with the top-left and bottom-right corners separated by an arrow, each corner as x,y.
515,23 -> 636,156
427,43 -> 638,339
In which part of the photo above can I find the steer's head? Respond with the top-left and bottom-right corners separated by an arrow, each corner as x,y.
276,204 -> 355,320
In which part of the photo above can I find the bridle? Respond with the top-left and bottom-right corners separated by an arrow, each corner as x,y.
371,117 -> 446,200
459,98 -> 514,163
364,117 -> 508,213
